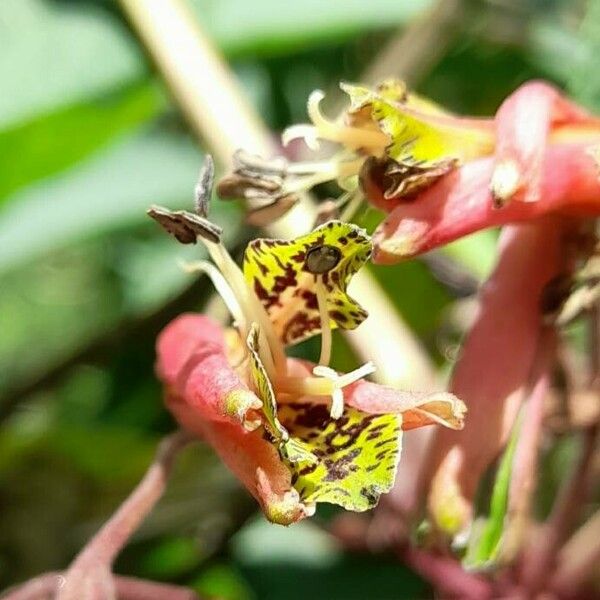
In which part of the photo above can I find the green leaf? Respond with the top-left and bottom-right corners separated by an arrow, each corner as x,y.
0,127 -> 203,275
0,82 -> 163,202
464,411 -> 522,569
0,0 -> 144,129
190,0 -> 433,56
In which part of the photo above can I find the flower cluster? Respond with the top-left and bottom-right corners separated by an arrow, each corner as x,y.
219,79 -> 600,264
149,158 -> 465,525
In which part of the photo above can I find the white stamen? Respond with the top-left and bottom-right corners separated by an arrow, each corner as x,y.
200,239 -> 288,378
282,124 -> 321,151
311,362 -> 376,419
330,388 -> 345,420
180,260 -> 246,330
337,361 -> 376,386
282,89 -> 388,156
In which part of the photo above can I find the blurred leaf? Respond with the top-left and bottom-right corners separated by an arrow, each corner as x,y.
192,563 -> 255,600
0,0 -> 144,129
0,125 -> 242,396
0,82 -> 163,202
464,412 -> 521,569
231,517 -> 428,599
0,127 -> 203,275
137,536 -> 202,579
442,229 -> 498,281
232,517 -> 341,567
190,0 -> 432,57
565,0 -> 600,110
0,0 -> 429,134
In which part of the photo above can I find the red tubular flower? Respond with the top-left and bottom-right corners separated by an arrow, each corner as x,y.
370,144 -> 600,263
364,81 -> 600,263
157,313 -> 465,525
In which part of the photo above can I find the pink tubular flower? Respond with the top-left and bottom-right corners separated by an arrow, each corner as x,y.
149,171 -> 466,525
157,312 -> 464,525
423,217 -> 577,534
218,78 -> 599,264
363,81 -> 600,263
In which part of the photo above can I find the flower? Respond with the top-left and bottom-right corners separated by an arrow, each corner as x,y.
217,79 -> 493,224
360,81 -> 600,262
149,158 -> 466,525
218,79 -> 600,264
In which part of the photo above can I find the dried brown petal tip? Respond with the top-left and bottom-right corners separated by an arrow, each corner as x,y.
360,156 -> 457,202
194,155 -> 215,218
147,205 -> 223,244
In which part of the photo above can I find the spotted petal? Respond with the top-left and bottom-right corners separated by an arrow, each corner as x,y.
243,220 -> 372,345
279,403 -> 402,511
246,323 -> 316,464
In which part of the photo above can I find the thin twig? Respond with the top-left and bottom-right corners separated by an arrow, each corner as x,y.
396,545 -> 492,600
0,572 -> 61,600
362,0 -> 464,86
520,306 -> 600,591
56,431 -> 195,600
118,0 -> 435,388
1,573 -> 202,600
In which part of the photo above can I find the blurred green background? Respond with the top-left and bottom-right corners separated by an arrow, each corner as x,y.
1,0 -> 598,597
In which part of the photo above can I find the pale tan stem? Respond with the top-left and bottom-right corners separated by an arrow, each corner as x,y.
118,0 -> 434,388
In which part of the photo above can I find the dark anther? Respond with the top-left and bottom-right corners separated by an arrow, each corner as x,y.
147,205 -> 222,244
313,200 -> 341,228
217,173 -> 281,199
306,244 -> 342,274
246,194 -> 298,227
194,155 -> 215,218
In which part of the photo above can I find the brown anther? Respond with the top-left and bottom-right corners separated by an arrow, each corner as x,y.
147,205 -> 222,244
245,194 -> 299,227
194,155 -> 215,218
313,200 -> 341,227
217,173 -> 282,199
233,149 -> 288,176
306,244 -> 342,274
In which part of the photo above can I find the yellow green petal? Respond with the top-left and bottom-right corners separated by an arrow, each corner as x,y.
243,220 -> 372,346
279,402 -> 402,511
246,323 -> 316,464
341,80 -> 493,166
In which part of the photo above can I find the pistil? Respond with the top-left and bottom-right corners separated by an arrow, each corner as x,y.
282,90 -> 389,153
276,361 -> 377,419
